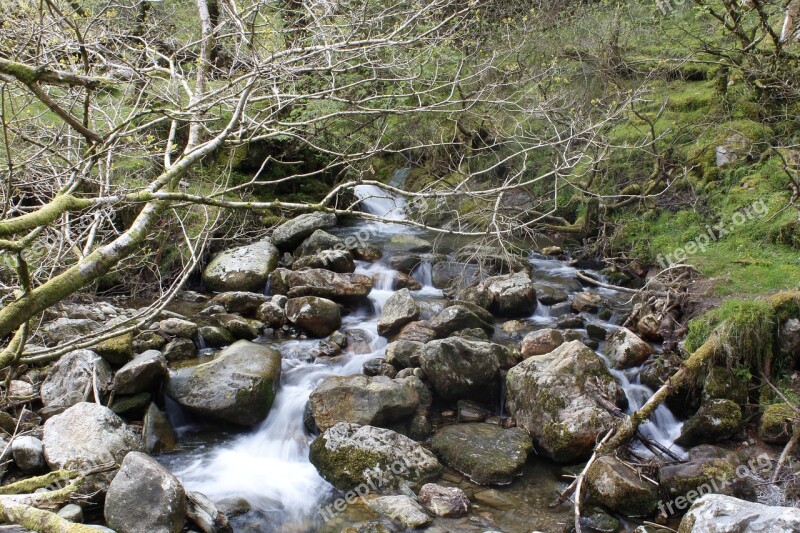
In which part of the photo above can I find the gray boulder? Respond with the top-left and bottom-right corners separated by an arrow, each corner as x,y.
41,350 -> 112,409
203,239 -> 279,292
272,212 -> 337,250
377,289 -> 420,336
112,350 -> 167,395
419,338 -> 511,401
505,340 -> 626,463
165,340 -> 281,426
678,494 -> 800,533
105,451 -> 186,533
309,375 -> 419,431
285,296 -> 341,337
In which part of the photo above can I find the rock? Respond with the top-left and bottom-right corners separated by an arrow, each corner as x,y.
254,302 -> 286,328
268,268 -> 373,301
534,284 -> 568,305
198,326 -> 235,348
105,451 -> 186,533
142,403 -> 178,453
759,403 -> 795,444
11,436 -> 46,474
366,495 -> 431,528
309,375 -> 419,431
203,239 -> 279,292
585,455 -> 659,516
418,484 -> 469,517
385,340 -> 424,369
209,292 -> 269,315
309,423 -> 442,491
678,494 -> 800,532
186,491 -> 232,533
429,305 -> 493,338
378,289 -> 420,336
420,338 -> 509,401
159,318 -> 199,339
43,403 -> 143,493
165,340 -> 281,426
521,328 -> 564,357
112,350 -> 167,395
110,392 -> 151,414
271,212 -> 337,250
293,249 -> 356,273
211,313 -> 261,339
285,296 -> 341,337
294,229 -> 344,257
40,349 -> 112,409
58,504 -> 84,523
603,327 -> 654,369
430,423 -> 532,484
457,400 -> 491,423
505,340 -> 627,463
162,337 -> 197,362
460,272 -> 537,317
93,333 -> 134,365
395,321 -> 436,343
571,292 -> 603,313
675,399 -> 742,447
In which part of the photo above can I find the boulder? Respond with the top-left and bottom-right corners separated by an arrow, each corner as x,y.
418,483 -> 469,517
678,494 -> 800,533
505,340 -> 626,463
377,289 -> 420,336
419,338 -> 509,401
209,292 -> 269,315
11,436 -> 46,474
430,423 -> 532,484
365,495 -> 431,529
309,375 -> 419,431
675,399 -> 742,447
585,455 -> 659,516
429,305 -> 493,338
520,328 -> 564,357
294,229 -> 343,257
268,268 -> 373,301
293,249 -> 356,273
105,452 -> 186,533
460,272 -> 537,317
285,296 -> 341,337
603,327 -> 654,369
165,340 -> 281,426
308,423 -> 442,491
271,212 -> 337,250
759,403 -> 795,444
112,350 -> 167,395
142,403 -> 178,454
40,350 -> 112,409
203,239 -> 279,293
43,403 -> 143,492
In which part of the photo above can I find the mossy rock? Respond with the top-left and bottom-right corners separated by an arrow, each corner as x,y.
758,403 -> 795,445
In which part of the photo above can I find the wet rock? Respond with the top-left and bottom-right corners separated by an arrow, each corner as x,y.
43,402 -> 143,493
521,328 -> 564,357
110,392 -> 151,415
366,495 -> 431,529
40,349 -> 112,409
429,305 -> 493,338
159,318 -> 199,339
385,340 -> 424,369
675,399 -> 742,447
203,239 -> 279,293
165,340 -> 281,426
162,337 -> 198,362
198,326 -> 235,348
395,321 -> 436,343
293,249 -> 356,273
268,268 -> 373,301
285,296 -> 341,337
309,375 -> 419,431
142,403 -> 178,453
293,229 -> 343,257
457,400 -> 491,422
505,340 -> 626,463
363,358 -> 397,378
113,350 -> 167,395
378,289 -> 420,336
585,455 -> 659,516
105,451 -> 186,533
271,212 -> 337,250
186,491 -> 232,533
603,327 -> 653,369
678,494 -> 800,532
418,483 -> 469,517
460,271 -> 537,317
534,285 -> 568,305
211,313 -> 261,339
254,302 -> 286,328
308,422 -> 442,491
759,402 -> 795,444
11,436 -> 46,474
209,292 -> 269,315
431,423 -> 532,484
420,338 -> 510,401
93,333 -> 135,366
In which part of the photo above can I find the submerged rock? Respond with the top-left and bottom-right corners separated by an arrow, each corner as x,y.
309,422 -> 442,491
285,296 -> 341,337
505,340 -> 626,463
308,375 -> 419,431
678,494 -> 800,533
271,212 -> 337,250
40,349 -> 112,409
165,340 -> 281,426
585,455 -> 659,516
203,239 -> 279,293
430,423 -> 532,484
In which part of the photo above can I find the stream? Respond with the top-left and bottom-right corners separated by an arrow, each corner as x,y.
158,182 -> 684,532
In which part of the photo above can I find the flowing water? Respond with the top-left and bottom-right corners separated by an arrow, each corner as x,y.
159,180 -> 684,532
